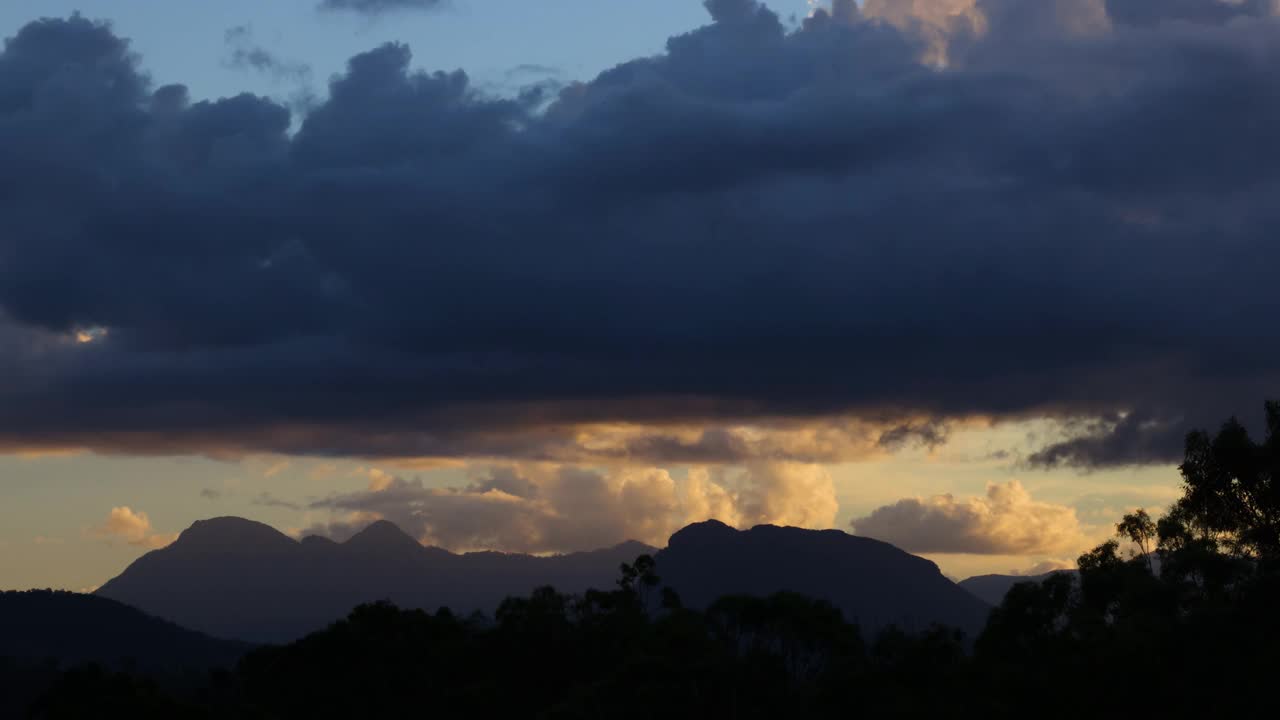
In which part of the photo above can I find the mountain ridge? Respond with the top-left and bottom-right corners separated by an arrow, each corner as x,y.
957,570 -> 1078,605
98,516 -> 991,643
97,517 -> 661,643
657,521 -> 989,634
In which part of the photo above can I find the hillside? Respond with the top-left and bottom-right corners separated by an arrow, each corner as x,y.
0,589 -> 250,670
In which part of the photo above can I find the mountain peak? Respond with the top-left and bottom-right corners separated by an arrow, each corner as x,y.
655,520 -> 992,635
173,516 -> 297,552
667,519 -> 739,548
612,539 -> 658,555
343,519 -> 421,550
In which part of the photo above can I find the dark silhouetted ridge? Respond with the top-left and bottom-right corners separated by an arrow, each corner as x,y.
97,517 -> 656,643
602,539 -> 655,556
0,590 -> 250,670
342,519 -> 422,551
300,534 -> 338,548
97,515 -> 990,642
657,522 -> 991,635
959,570 -> 1078,606
174,516 -> 297,552
667,518 -> 738,548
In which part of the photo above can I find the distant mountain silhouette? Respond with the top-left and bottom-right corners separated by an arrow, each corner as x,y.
657,521 -> 991,635
0,589 -> 250,670
97,517 -> 656,643
98,516 -> 991,642
958,570 -> 1077,606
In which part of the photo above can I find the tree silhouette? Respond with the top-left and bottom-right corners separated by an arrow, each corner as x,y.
616,554 -> 660,610
1117,508 -> 1157,573
1176,401 -> 1280,560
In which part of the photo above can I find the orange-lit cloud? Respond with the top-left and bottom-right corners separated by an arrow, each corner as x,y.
73,326 -> 108,344
1017,558 -> 1077,575
300,461 -> 839,553
262,460 -> 291,478
0,413 -> 974,467
3,446 -> 86,460
90,506 -> 178,550
851,480 -> 1088,555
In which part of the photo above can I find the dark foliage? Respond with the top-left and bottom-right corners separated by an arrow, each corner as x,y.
974,401 -> 1280,716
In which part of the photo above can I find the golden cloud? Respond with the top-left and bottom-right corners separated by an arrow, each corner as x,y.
851,480 -> 1089,555
90,506 -> 178,550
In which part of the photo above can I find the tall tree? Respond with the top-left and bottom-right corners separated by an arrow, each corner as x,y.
1175,401 -> 1280,560
1117,509 -> 1157,573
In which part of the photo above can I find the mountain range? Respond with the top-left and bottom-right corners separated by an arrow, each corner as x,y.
957,570 -> 1077,606
97,517 -> 657,643
95,516 -> 994,644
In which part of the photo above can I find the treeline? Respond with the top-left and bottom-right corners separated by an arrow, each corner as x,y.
12,404 -> 1280,718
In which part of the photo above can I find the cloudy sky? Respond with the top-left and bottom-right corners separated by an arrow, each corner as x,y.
2,0 -> 1275,591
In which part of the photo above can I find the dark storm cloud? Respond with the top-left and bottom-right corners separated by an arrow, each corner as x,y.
2,2 -> 1280,468
1105,0 -> 1274,27
877,420 -> 952,452
1026,411 -> 1189,469
317,0 -> 446,15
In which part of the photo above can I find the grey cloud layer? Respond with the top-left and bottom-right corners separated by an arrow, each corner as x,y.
2,1 -> 1279,467
317,0 -> 446,15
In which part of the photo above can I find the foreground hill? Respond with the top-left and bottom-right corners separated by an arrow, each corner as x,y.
0,589 -> 250,670
958,571 -> 1078,605
98,516 -> 990,643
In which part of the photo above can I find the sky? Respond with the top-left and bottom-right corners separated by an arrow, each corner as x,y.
2,0 -> 1277,591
